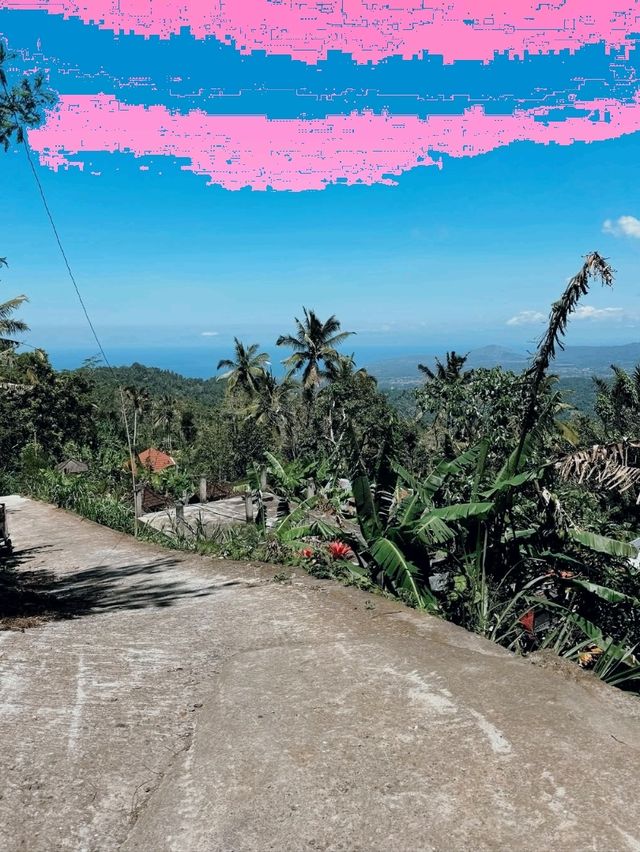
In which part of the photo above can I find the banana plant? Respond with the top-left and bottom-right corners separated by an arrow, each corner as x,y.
348,441 -> 493,610
351,470 -> 438,611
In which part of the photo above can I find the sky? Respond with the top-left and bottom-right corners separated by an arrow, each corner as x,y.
1,2 -> 640,373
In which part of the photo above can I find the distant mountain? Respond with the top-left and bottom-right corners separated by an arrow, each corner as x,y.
366,342 -> 640,386
554,343 -> 640,375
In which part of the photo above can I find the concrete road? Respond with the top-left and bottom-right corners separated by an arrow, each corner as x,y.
1,495 -> 639,852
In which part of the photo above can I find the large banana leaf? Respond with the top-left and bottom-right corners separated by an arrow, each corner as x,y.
393,462 -> 429,498
275,521 -> 344,545
471,439 -> 490,501
502,527 -> 537,542
273,496 -> 319,537
308,518 -> 353,541
352,473 -> 383,542
375,436 -> 398,525
556,419 -> 580,445
276,524 -> 315,544
496,431 -> 536,481
393,463 -> 437,508
369,537 -> 438,611
567,577 -> 640,608
394,446 -> 481,504
426,501 -> 494,522
394,491 -> 426,527
482,470 -> 539,498
567,529 -> 638,560
264,450 -> 287,481
413,514 -> 456,545
423,445 -> 483,499
412,501 -> 493,548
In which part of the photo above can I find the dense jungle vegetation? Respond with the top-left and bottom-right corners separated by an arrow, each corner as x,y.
3,258 -> 640,690
2,50 -> 640,689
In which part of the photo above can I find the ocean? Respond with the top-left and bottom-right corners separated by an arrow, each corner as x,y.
45,343 -> 436,379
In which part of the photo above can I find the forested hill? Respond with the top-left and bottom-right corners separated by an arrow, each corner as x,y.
83,361 -> 597,414
85,362 -> 225,407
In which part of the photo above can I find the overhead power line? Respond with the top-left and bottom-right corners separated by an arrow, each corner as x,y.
3,77 -> 141,533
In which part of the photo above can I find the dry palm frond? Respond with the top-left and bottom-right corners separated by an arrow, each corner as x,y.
514,253 -> 614,471
538,485 -> 573,531
528,253 -> 614,389
557,441 -> 640,501
578,645 -> 605,668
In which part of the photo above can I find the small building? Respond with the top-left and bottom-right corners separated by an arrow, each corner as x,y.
141,486 -> 170,514
137,448 -> 176,474
187,481 -> 234,505
56,459 -> 89,475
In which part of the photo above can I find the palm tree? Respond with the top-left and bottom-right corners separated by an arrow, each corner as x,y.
180,409 -> 197,445
593,364 -> 640,438
326,353 -> 375,385
418,351 -> 469,382
276,308 -> 354,395
216,338 -> 270,396
153,394 -> 178,451
0,258 -> 28,351
1,42 -> 56,151
244,370 -> 295,443
123,385 -> 150,449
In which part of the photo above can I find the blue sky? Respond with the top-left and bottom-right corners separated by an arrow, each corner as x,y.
1,9 -> 640,372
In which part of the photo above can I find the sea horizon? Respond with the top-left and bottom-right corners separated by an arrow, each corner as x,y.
39,336 -> 640,381
43,342 -> 442,379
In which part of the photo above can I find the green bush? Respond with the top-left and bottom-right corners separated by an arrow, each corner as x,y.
21,469 -> 134,534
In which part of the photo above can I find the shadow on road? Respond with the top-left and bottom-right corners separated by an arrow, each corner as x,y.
0,544 -> 220,627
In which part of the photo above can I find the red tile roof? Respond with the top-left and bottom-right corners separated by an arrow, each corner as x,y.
138,448 -> 176,473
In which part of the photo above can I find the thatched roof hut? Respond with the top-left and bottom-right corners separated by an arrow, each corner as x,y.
56,459 -> 89,475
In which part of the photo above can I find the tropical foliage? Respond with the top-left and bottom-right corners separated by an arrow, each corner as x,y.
3,257 -> 640,691
0,258 -> 29,351
0,41 -> 55,150
276,307 -> 354,394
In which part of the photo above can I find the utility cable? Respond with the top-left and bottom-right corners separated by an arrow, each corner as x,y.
2,78 -> 140,534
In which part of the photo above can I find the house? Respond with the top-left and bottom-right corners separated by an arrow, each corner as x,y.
56,458 -> 89,475
137,448 -> 176,474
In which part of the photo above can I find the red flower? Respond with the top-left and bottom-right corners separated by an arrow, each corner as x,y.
328,540 -> 352,560
300,548 -> 314,559
519,610 -> 535,634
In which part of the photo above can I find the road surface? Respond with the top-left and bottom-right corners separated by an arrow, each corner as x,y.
1,495 -> 639,851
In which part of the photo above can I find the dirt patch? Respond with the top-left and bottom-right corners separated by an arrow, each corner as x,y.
0,614 -> 51,631
527,648 -> 600,683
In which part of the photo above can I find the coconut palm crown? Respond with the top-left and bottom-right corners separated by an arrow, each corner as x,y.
0,259 -> 28,351
276,308 -> 354,392
216,338 -> 270,395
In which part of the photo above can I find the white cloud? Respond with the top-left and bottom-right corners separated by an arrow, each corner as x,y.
201,331 -> 219,336
573,305 -> 624,321
508,305 -> 625,326
506,310 -> 546,327
602,215 -> 640,238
